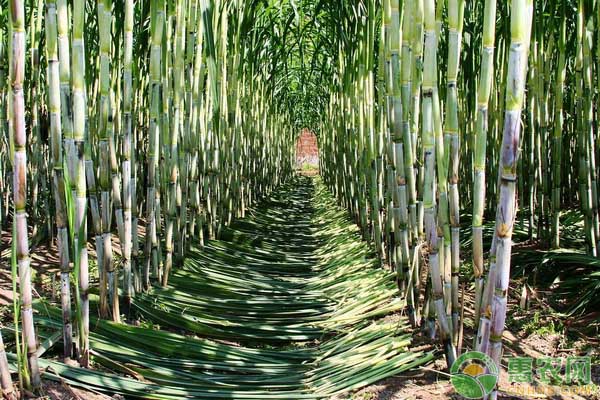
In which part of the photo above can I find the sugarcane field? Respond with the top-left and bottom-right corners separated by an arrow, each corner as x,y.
1,0 -> 600,398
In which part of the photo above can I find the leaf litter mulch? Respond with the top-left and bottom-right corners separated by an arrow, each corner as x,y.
10,176 -> 433,399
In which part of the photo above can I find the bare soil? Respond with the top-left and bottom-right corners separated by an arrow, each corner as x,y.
25,380 -> 114,400
344,275 -> 600,400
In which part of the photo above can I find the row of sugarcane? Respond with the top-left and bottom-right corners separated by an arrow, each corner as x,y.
320,0 -> 599,391
1,0 -> 600,396
0,0 -> 297,394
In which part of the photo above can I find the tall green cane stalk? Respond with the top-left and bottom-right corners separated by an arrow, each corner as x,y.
145,0 -> 165,289
97,0 -> 119,321
9,0 -> 41,388
551,6 -> 566,249
411,0 -> 424,238
582,20 -> 599,255
422,0 -> 456,368
472,0 -> 497,329
45,0 -> 73,361
121,0 -> 134,312
444,0 -> 465,345
163,0 -> 186,287
72,0 -> 90,365
401,0 -> 419,327
389,0 -> 410,296
483,2 -> 533,397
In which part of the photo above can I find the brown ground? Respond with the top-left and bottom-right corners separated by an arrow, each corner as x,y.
25,380 -> 114,400
344,273 -> 600,400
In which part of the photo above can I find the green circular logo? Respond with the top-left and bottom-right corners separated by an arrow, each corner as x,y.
450,351 -> 499,399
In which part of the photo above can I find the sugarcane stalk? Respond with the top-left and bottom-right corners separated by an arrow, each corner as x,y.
575,0 -> 596,256
583,20 -> 599,256
72,0 -> 90,365
122,0 -> 134,311
184,0 -> 198,249
551,6 -> 566,249
97,0 -> 120,321
400,0 -> 420,327
0,13 -> 5,231
46,0 -> 72,361
383,0 -> 399,276
0,330 -> 15,399
28,0 -> 44,238
527,40 -> 536,242
108,3 -> 123,322
485,0 -> 533,389
422,0 -> 455,368
145,0 -> 164,289
411,0 -> 424,239
444,0 -> 465,345
163,0 -> 186,286
472,0 -> 497,328
10,0 -> 41,387
390,0 -> 410,295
